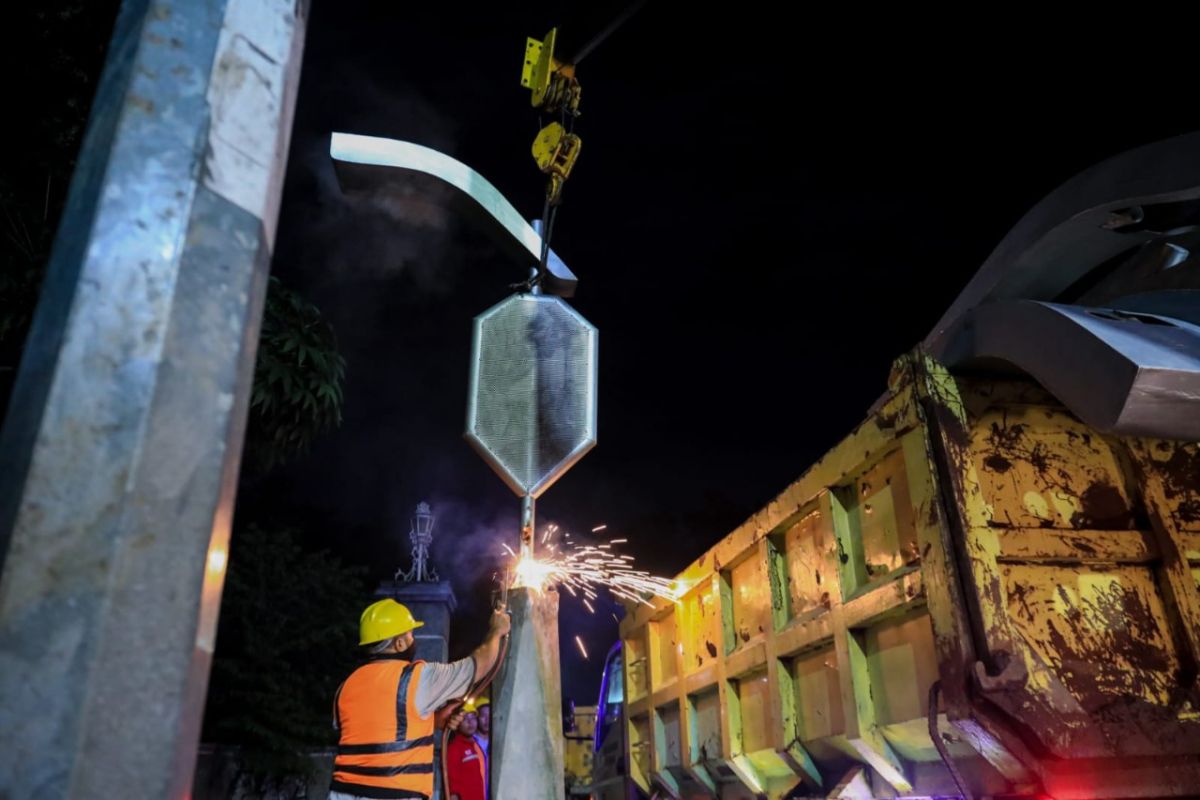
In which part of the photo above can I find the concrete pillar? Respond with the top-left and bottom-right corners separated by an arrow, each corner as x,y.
0,0 -> 307,796
492,587 -> 566,800
374,580 -> 458,663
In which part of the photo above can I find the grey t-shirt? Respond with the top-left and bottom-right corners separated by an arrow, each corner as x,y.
414,657 -> 476,718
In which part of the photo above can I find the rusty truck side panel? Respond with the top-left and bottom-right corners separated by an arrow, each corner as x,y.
618,354 -> 1200,799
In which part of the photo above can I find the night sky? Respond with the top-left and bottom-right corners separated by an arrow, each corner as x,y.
236,3 -> 1200,703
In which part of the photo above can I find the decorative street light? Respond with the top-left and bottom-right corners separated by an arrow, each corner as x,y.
397,501 -> 439,583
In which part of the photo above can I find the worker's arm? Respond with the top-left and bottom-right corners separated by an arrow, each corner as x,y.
414,609 -> 512,718
471,608 -> 511,680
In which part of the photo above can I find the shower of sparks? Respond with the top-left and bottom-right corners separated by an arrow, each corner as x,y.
575,636 -> 589,659
513,554 -> 558,590
591,524 -> 607,532
583,599 -> 595,614
507,534 -> 679,606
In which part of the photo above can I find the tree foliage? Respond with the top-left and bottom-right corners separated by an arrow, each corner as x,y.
245,277 -> 347,473
1,5 -> 347,471
1,1 -> 116,403
203,524 -> 366,785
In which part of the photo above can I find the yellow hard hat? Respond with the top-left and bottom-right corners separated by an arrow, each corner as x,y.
472,697 -> 490,709
462,698 -> 479,713
359,599 -> 424,645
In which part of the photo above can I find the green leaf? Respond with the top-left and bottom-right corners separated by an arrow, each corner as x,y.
243,277 -> 346,475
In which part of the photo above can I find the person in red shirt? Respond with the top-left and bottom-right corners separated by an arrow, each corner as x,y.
446,700 -> 487,800
474,697 -> 490,753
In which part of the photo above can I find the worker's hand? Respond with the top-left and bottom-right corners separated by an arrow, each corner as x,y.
435,704 -> 465,731
489,607 -> 511,637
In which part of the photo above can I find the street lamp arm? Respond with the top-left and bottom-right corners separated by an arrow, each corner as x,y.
329,132 -> 578,297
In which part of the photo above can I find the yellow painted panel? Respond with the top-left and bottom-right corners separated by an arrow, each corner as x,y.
968,405 -> 1134,530
783,509 -> 836,618
682,584 -> 720,674
846,448 -> 919,583
864,611 -> 939,726
1003,563 -> 1182,710
731,554 -> 771,647
791,647 -> 844,741
1136,440 -> 1200,533
651,612 -> 679,685
737,669 -> 771,754
689,689 -> 723,763
625,634 -> 647,701
655,703 -> 683,768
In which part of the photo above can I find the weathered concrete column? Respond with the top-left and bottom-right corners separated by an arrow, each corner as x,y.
492,587 -> 566,800
0,0 -> 307,797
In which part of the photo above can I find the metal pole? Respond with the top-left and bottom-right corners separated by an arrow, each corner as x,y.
520,495 -> 536,559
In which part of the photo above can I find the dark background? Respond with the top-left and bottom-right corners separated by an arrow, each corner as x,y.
254,4 -> 1200,703
8,2 -> 1200,705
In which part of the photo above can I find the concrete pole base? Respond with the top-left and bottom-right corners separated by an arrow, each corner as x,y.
491,586 -> 565,800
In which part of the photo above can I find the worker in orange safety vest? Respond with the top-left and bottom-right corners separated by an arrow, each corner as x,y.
329,599 -> 509,800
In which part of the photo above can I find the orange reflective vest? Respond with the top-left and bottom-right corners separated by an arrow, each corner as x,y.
332,657 -> 435,799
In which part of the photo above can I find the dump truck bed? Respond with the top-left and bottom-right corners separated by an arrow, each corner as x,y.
617,354 -> 1200,799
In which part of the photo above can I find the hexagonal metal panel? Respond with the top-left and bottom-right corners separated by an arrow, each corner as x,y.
466,294 -> 598,498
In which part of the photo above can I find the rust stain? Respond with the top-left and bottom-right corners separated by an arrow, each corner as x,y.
987,419 -> 1028,454
875,409 -> 900,431
1008,568 -> 1178,716
128,94 -> 155,113
1027,442 -> 1054,475
1070,483 -> 1134,529
932,394 -> 970,451
1068,536 -> 1098,558
970,404 -> 1136,531
984,453 -> 1013,473
1008,579 -> 1036,623
1156,444 -> 1200,524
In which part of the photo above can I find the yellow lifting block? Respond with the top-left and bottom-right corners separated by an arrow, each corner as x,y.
520,28 -> 580,114
532,122 -> 581,204
520,33 -> 548,95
